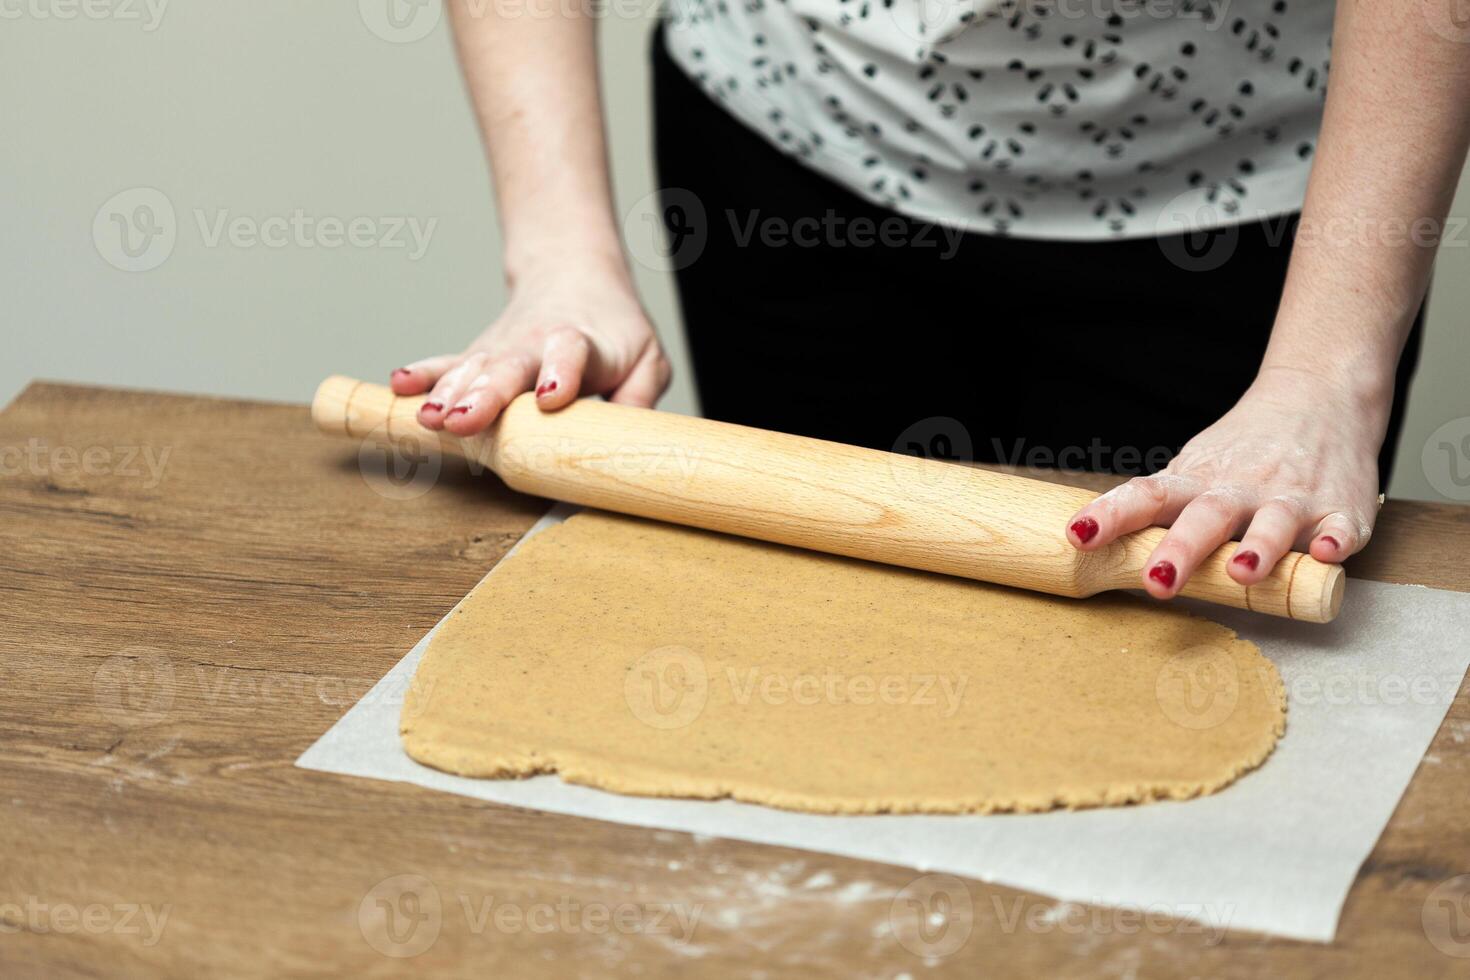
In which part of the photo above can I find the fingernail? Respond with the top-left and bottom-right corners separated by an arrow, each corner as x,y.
1148,561 -> 1177,589
1069,516 -> 1098,544
422,401 -> 444,413
1319,535 -> 1340,552
392,368 -> 411,379
536,379 -> 559,398
1232,550 -> 1259,571
447,405 -> 470,417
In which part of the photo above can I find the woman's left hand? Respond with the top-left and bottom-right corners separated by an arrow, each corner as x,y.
1063,366 -> 1386,599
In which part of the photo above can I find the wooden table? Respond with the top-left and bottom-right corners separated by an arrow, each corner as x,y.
3,382 -> 1467,978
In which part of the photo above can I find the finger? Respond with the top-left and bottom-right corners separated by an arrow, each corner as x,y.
1229,497 -> 1304,585
443,355 -> 538,436
1141,490 -> 1251,599
390,355 -> 457,396
1307,512 -> 1369,563
533,327 -> 590,411
608,343 -> 671,408
1065,474 -> 1199,551
418,353 -> 487,429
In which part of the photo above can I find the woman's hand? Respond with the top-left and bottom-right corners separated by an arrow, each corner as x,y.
388,254 -> 671,435
1064,366 -> 1386,599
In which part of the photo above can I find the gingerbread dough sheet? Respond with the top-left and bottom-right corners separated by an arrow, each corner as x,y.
401,511 -> 1285,814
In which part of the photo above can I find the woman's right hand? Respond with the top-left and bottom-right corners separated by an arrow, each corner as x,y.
389,253 -> 671,436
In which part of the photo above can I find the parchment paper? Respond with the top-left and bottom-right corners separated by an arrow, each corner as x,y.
297,506 -> 1470,942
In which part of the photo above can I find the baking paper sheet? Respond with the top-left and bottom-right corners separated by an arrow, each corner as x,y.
297,506 -> 1470,942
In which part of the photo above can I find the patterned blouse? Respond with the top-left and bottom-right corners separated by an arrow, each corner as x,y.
663,0 -> 1332,238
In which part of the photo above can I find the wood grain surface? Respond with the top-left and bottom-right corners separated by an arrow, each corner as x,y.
2,381 -> 1467,979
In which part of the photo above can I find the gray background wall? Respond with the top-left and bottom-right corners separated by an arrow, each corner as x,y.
3,2 -> 1467,501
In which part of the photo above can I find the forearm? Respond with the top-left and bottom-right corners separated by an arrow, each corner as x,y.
1262,0 -> 1470,411
447,0 -> 625,282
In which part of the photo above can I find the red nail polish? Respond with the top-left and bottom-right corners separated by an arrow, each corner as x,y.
536,380 -> 558,398
1148,561 -> 1177,589
422,401 -> 444,413
447,406 -> 469,416
1320,535 -> 1340,552
1232,550 -> 1259,571
1070,517 -> 1099,544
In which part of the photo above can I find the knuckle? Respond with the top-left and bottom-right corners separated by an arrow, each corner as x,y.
1128,476 -> 1170,509
1262,494 -> 1306,518
1190,490 -> 1242,523
505,353 -> 537,376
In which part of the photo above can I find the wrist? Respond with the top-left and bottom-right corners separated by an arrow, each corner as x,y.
504,234 -> 632,292
1255,348 -> 1398,407
1256,301 -> 1410,408
1247,364 -> 1395,442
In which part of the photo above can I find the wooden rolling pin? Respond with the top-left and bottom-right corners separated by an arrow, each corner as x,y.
313,376 -> 1344,623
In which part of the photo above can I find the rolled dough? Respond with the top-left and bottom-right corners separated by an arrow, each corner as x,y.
402,511 -> 1285,814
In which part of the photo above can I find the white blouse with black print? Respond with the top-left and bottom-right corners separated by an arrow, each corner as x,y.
663,0 -> 1331,239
